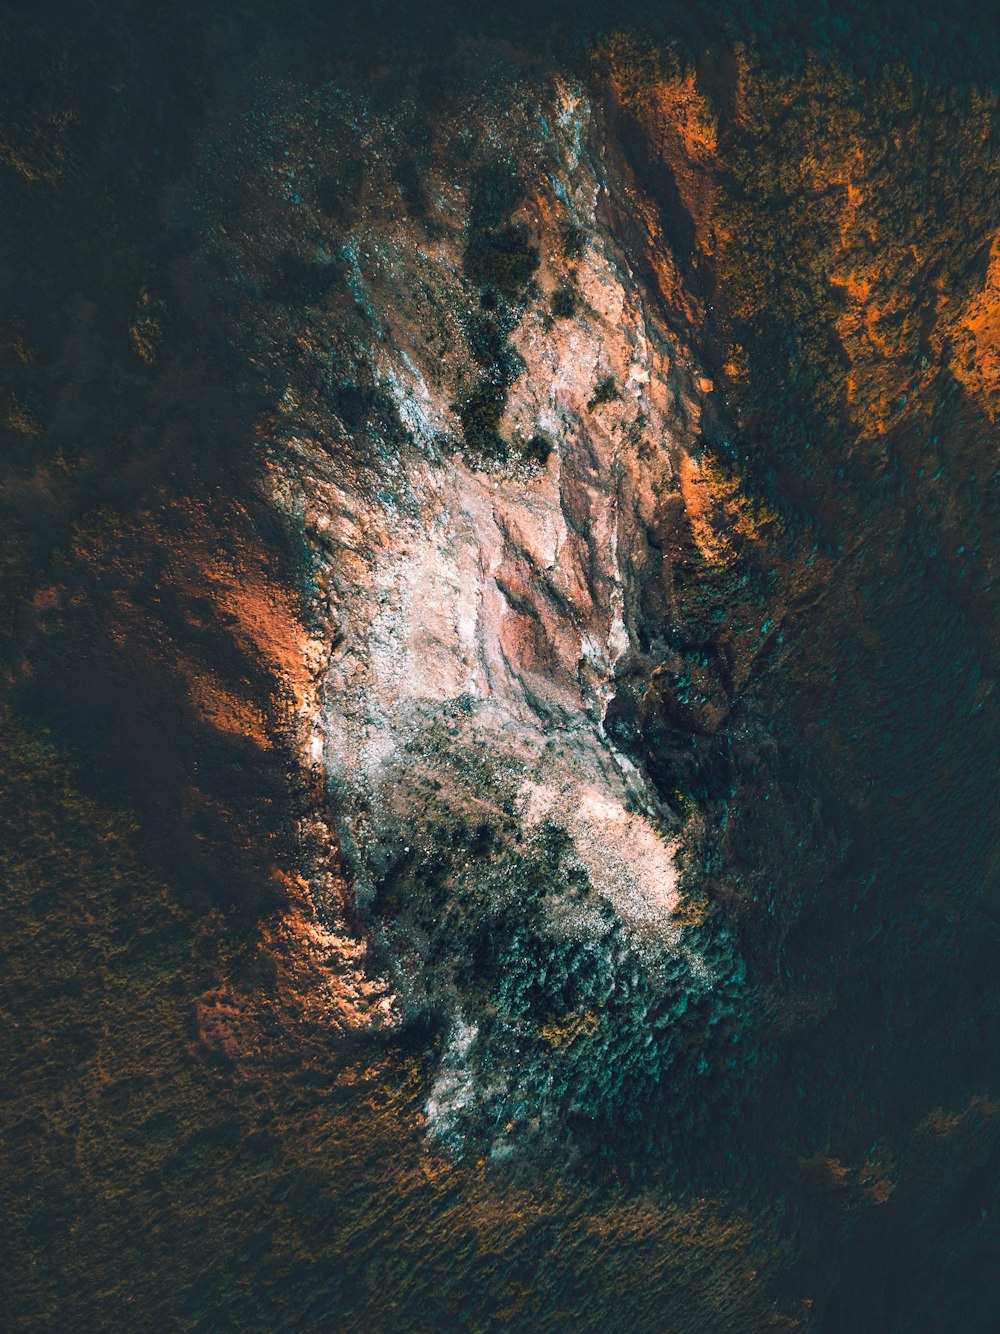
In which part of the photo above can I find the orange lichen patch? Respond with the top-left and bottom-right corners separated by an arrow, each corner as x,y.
863,301 -> 899,358
0,107 -> 75,185
820,151 -> 900,435
858,1157 -> 897,1207
679,451 -> 728,567
809,140 -> 906,434
947,231 -> 1000,418
648,67 -> 718,163
678,449 -> 775,569
597,37 -> 723,273
261,870 -> 397,1036
801,135 -> 867,237
916,1096 -> 1000,1143
184,661 -> 272,748
796,1152 -> 896,1208
721,342 -> 749,388
167,498 -> 315,718
539,1009 -> 599,1049
832,252 -> 916,437
842,373 -> 894,438
832,270 -> 872,304
4,394 -> 40,437
30,584 -> 60,613
0,323 -> 36,365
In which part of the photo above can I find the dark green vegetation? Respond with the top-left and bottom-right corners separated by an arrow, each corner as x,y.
523,432 -> 553,465
551,284 -> 577,318
465,224 -> 539,298
1,3 -> 999,1332
458,162 -> 540,462
587,374 -> 621,410
366,776 -> 750,1156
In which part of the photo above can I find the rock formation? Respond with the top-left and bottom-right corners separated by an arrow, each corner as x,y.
2,6 -> 999,1331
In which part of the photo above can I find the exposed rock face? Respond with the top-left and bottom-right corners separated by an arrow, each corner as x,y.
254,70 -> 756,1152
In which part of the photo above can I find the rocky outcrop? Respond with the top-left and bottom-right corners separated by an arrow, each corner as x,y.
219,60 -> 764,1153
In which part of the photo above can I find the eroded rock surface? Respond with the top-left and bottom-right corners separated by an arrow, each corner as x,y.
209,62 -> 760,1152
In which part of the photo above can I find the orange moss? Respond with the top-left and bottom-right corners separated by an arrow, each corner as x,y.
181,512 -> 316,717
262,869 -> 397,1037
832,270 -> 872,304
183,661 -> 272,748
678,449 -> 776,569
648,68 -> 718,163
598,36 -> 724,280
946,230 -> 1000,418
